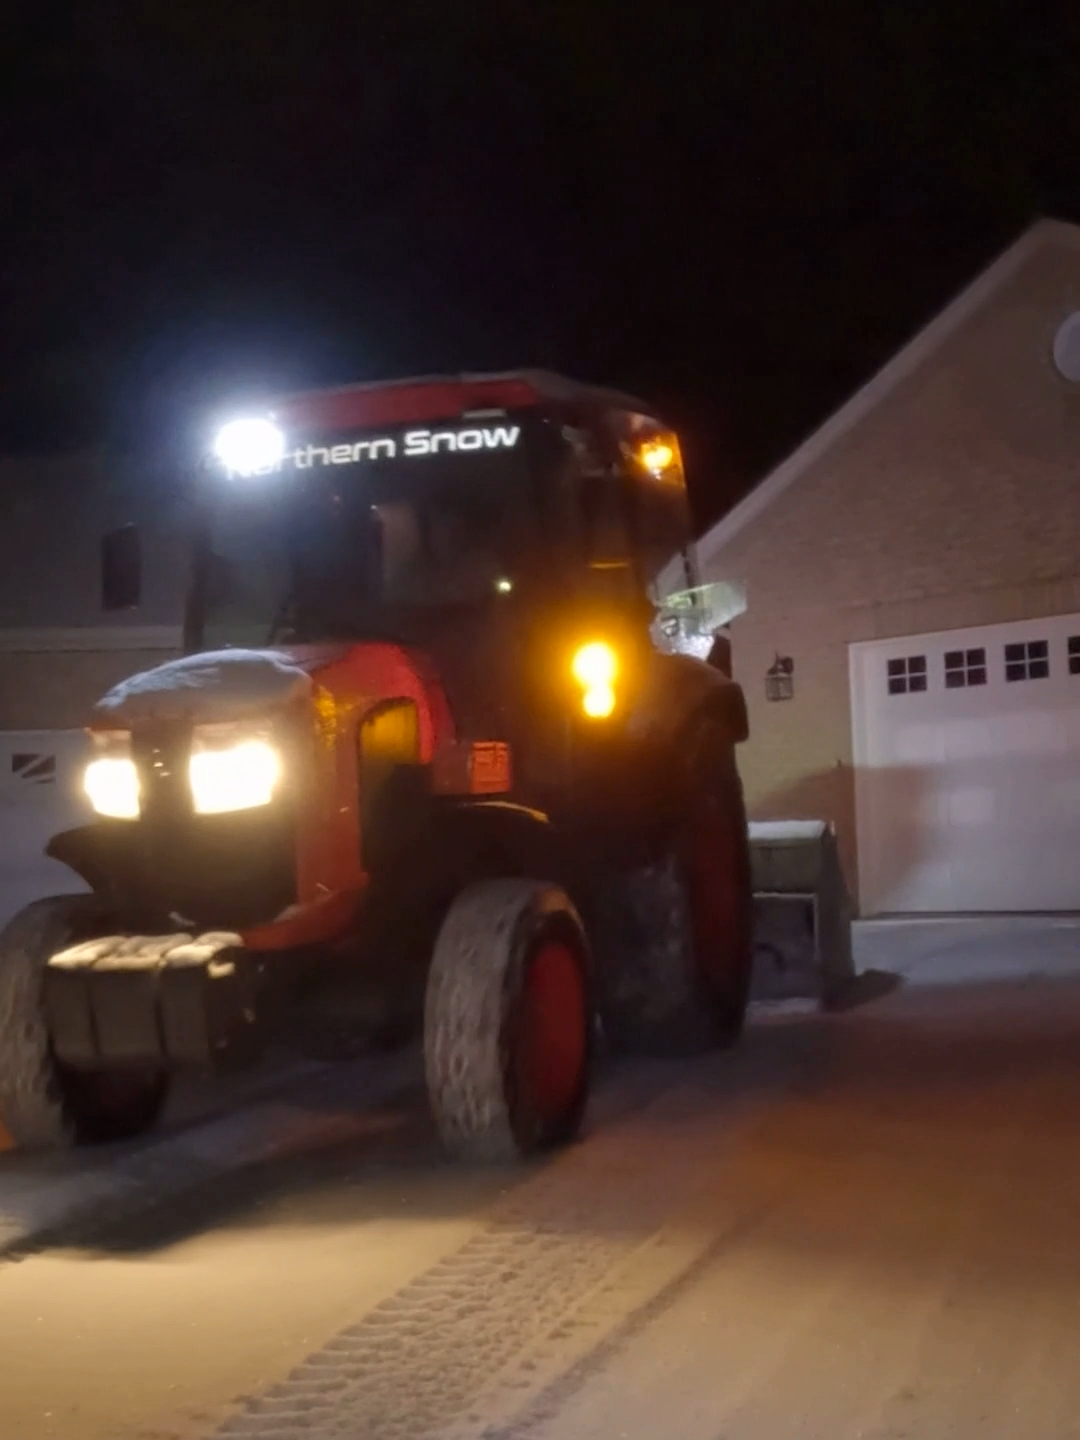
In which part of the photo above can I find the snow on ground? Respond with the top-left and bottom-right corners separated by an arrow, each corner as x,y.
0,920 -> 1078,1439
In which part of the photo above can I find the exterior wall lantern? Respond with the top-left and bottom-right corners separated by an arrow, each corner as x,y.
765,653 -> 794,701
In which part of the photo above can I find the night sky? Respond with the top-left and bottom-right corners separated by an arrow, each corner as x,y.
4,3 -> 1078,528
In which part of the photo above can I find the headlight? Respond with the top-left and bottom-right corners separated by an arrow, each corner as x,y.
84,732 -> 140,819
571,641 -> 619,719
85,758 -> 141,819
189,731 -> 281,814
213,418 -> 285,477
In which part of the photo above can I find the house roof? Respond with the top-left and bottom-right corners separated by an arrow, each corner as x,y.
698,218 -> 1080,565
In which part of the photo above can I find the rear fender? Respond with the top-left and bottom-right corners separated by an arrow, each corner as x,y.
621,659 -> 749,837
631,655 -> 749,750
701,679 -> 749,747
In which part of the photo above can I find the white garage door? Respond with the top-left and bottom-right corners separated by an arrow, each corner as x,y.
0,731 -> 92,929
850,613 -> 1080,914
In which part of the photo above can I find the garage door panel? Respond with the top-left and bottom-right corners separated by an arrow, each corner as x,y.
851,613 -> 1080,914
946,784 -> 994,828
0,730 -> 92,929
891,721 -> 947,765
855,763 -> 945,912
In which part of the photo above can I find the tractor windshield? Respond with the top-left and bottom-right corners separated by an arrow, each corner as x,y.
194,418 -> 551,650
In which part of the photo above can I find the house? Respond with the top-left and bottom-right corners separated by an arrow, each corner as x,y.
0,451 -> 184,912
0,450 -> 185,730
699,218 -> 1080,916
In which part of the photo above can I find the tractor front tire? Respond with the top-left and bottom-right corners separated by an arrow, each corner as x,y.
0,896 -> 169,1149
597,722 -> 753,1057
424,879 -> 591,1163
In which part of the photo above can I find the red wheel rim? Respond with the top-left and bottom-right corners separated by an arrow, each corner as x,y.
686,801 -> 740,992
519,940 -> 588,1126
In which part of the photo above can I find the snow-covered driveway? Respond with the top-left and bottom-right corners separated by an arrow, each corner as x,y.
0,920 -> 1077,1438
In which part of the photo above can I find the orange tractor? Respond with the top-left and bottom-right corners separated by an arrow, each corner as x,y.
0,372 -> 751,1160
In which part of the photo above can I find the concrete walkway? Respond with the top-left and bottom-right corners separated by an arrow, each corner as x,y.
855,913 -> 1080,986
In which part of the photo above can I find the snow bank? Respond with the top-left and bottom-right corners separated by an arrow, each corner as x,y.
749,820 -> 830,842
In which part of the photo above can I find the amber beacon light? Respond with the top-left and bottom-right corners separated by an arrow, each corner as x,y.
571,641 -> 618,719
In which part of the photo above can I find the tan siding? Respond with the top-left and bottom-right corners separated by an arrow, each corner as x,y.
710,235 -> 1080,905
730,611 -> 858,886
0,650 -> 178,730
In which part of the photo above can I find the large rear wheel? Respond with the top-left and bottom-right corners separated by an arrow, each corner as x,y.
0,896 -> 169,1149
597,721 -> 753,1056
424,879 -> 591,1163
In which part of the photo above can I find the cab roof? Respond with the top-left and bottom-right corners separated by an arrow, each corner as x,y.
269,369 -> 661,434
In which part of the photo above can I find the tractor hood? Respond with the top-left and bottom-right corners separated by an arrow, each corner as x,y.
91,646 -> 349,727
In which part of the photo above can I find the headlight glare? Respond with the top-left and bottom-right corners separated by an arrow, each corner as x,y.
571,641 -> 619,719
189,738 -> 280,815
84,756 -> 140,820
581,683 -> 617,719
571,641 -> 618,689
213,418 -> 285,477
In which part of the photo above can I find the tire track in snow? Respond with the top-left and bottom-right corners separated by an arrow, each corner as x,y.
211,1028 -> 814,1440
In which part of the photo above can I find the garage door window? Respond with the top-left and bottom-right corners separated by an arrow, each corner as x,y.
1069,636 -> 1080,676
1005,639 -> 1050,682
887,655 -> 927,695
944,648 -> 987,688
10,752 -> 56,785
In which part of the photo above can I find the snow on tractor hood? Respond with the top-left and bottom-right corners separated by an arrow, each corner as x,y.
91,647 -> 345,727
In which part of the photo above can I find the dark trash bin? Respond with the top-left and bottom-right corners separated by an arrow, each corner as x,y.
748,820 -> 855,1007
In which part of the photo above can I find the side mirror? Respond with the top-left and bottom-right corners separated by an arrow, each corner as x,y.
101,524 -> 142,611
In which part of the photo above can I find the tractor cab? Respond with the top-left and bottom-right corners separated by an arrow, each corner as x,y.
175,371 -> 710,679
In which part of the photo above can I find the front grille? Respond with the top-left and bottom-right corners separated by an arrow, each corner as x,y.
132,722 -> 193,825
129,724 -> 297,931
137,807 -> 297,931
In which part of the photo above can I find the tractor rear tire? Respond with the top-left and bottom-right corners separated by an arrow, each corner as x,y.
424,879 -> 591,1163
0,896 -> 169,1149
596,722 -> 753,1057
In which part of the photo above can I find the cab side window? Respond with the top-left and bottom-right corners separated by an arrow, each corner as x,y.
631,481 -> 695,604
580,473 -> 634,569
